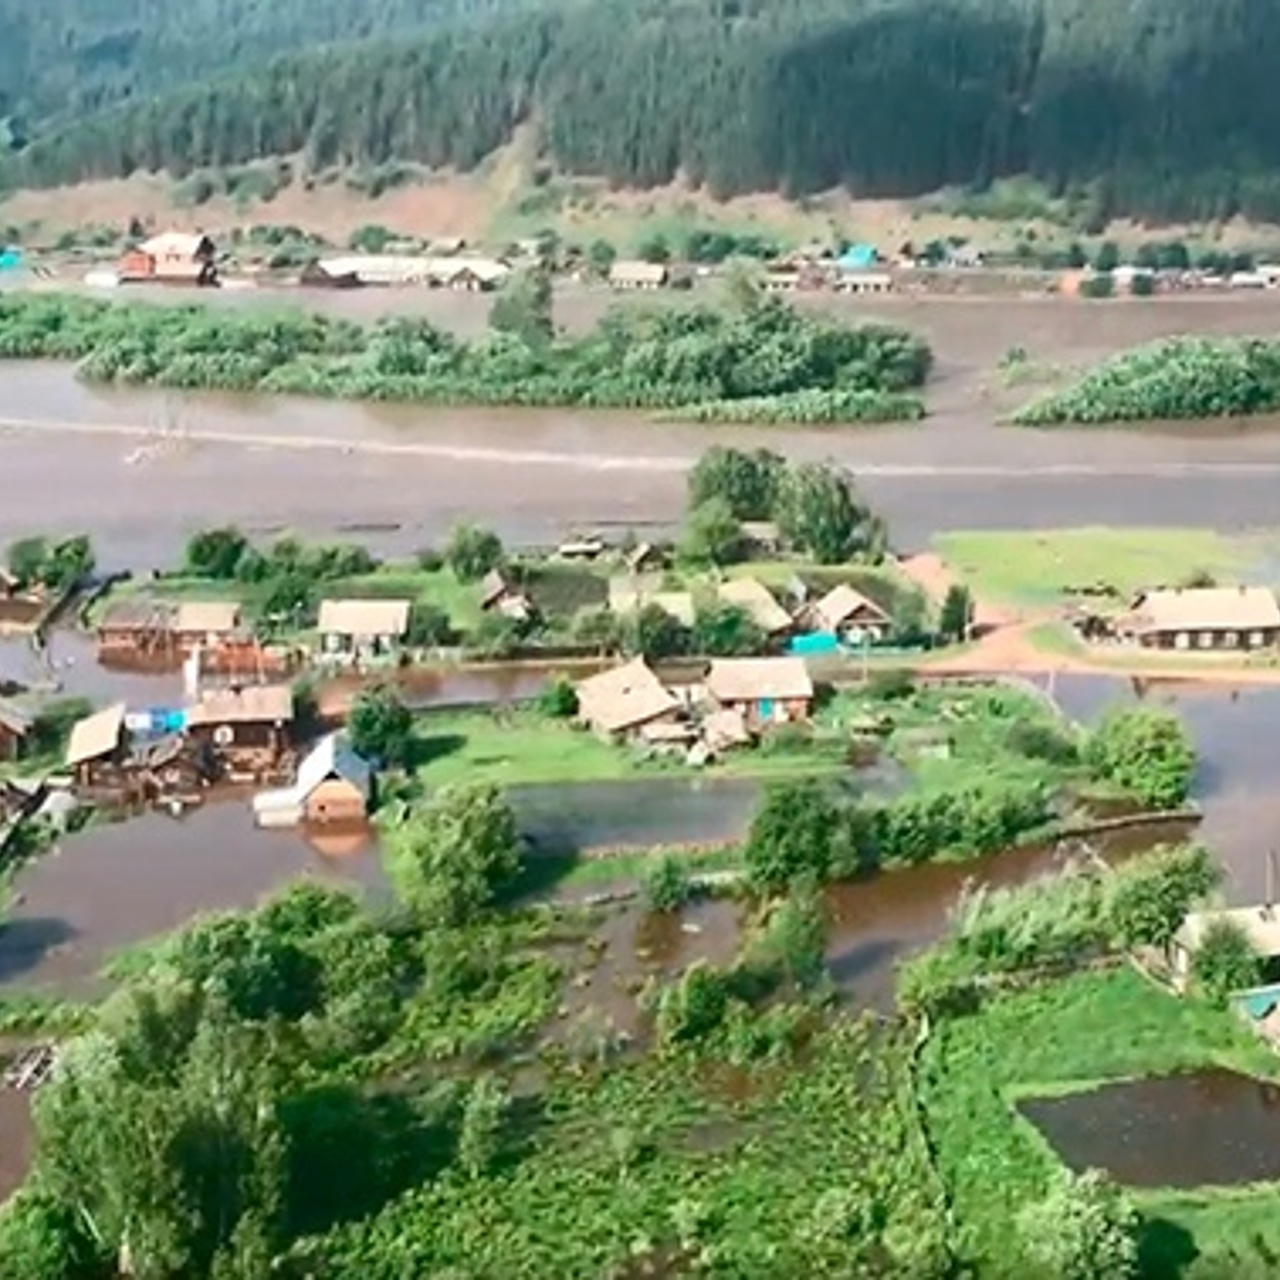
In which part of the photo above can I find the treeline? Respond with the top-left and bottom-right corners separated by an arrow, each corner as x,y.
0,288 -> 931,422
8,0 -> 1280,223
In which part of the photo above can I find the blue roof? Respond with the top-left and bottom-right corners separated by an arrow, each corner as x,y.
837,244 -> 877,269
0,249 -> 22,272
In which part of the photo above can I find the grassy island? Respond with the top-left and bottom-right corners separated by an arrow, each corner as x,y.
0,288 -> 930,424
1014,336 -> 1280,425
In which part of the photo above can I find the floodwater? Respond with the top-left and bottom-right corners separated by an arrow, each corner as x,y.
8,295 -> 1280,564
1019,1069 -> 1280,1189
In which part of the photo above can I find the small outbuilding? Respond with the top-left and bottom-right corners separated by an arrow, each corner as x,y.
0,700 -> 33,763
318,598 -> 412,659
253,733 -> 372,828
575,657 -> 680,739
66,703 -> 129,786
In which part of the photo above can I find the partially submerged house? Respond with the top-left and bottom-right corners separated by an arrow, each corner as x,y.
253,733 -> 372,828
317,598 -> 412,660
807,583 -> 892,644
96,600 -> 174,661
1118,586 -> 1280,651
609,261 -> 668,290
705,657 -> 814,727
172,601 -> 243,649
65,703 -> 129,787
0,700 -> 32,762
119,232 -> 218,286
716,578 -> 793,636
185,684 -> 294,775
575,657 -> 680,739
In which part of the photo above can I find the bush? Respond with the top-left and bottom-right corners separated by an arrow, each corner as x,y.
744,780 -> 841,891
347,685 -> 413,766
643,855 -> 694,913
1192,918 -> 1260,1004
415,547 -> 444,572
1085,706 -> 1195,809
538,674 -> 579,718
406,603 -> 454,647
1017,1169 -> 1140,1280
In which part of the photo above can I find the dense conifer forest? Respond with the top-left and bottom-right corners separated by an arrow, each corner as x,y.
4,0 -> 1280,222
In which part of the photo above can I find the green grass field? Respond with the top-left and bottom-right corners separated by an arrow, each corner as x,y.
918,968 -> 1280,1277
935,528 -> 1278,608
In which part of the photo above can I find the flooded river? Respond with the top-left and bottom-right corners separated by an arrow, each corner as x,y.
7,295 -> 1280,564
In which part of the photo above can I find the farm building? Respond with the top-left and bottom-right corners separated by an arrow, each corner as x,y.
118,232 -> 218,286
1118,587 -> 1280,651
806,584 -> 892,643
318,599 -> 412,659
185,684 -> 294,775
704,657 -> 813,727
173,601 -> 243,648
716,578 -> 793,636
253,734 -> 372,828
575,657 -> 681,739
0,700 -> 32,762
65,703 -> 129,787
609,261 -> 668,290
96,600 -> 174,661
314,255 -> 509,289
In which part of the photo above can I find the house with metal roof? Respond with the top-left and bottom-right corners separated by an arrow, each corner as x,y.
1119,586 -> 1280,651
253,733 -> 372,828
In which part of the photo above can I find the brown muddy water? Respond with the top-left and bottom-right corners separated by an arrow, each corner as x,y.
8,295 -> 1280,564
1018,1069 -> 1280,1189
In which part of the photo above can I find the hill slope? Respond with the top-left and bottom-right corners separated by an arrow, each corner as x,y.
6,0 -> 1280,224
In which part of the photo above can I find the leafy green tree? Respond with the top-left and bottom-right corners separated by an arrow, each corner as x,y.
655,962 -> 731,1048
938,583 -> 972,642
1085,706 -> 1196,809
445,522 -> 504,582
184,527 -> 250,579
347,684 -> 414,766
586,238 -> 616,276
643,855 -> 694,913
1193,918 -> 1260,1004
1129,273 -> 1155,297
384,783 -> 521,926
1017,1169 -> 1140,1280
748,879 -> 828,989
692,601 -> 767,656
6,536 -> 49,587
622,603 -> 690,660
1105,843 -> 1218,955
637,233 -> 670,264
489,266 -> 554,346
687,446 -> 785,520
776,463 -> 870,564
744,779 -> 840,891
680,498 -> 745,566
1093,241 -> 1121,272
0,1185 -> 102,1280
406,603 -> 454,647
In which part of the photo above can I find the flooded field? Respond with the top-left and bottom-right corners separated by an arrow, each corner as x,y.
1019,1068 -> 1280,1189
6,295 -> 1280,564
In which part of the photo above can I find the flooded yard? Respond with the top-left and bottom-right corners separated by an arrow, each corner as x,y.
1019,1069 -> 1280,1189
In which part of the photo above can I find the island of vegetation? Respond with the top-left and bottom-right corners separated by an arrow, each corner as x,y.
1014,336 -> 1280,426
0,283 -> 931,424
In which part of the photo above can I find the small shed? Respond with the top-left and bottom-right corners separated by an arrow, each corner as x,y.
66,703 -> 128,785
318,598 -> 412,658
253,733 -> 372,828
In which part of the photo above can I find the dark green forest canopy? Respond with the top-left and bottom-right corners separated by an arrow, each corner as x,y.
5,0 -> 1280,222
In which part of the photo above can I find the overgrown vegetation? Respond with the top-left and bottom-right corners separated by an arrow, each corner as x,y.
0,289 -> 930,424
1015,337 -> 1280,426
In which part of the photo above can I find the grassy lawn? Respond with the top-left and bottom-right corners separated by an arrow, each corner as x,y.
410,709 -> 852,790
918,967 -> 1280,1278
935,528 -> 1277,609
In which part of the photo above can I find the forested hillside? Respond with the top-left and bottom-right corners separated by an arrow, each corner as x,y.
5,0 -> 1280,223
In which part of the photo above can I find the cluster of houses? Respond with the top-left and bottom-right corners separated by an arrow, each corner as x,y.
575,653 -> 814,762
1075,585 -> 1280,652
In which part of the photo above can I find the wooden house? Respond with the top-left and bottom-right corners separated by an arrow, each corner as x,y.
609,261 -> 668,290
716,578 -> 793,637
317,599 -> 412,659
119,232 -> 218,286
704,657 -> 813,728
253,733 -> 372,828
185,684 -> 295,775
806,583 -> 892,644
172,601 -> 243,650
96,600 -> 174,661
479,570 -> 533,623
65,703 -> 129,787
0,700 -> 32,762
575,657 -> 681,740
1118,586 -> 1280,651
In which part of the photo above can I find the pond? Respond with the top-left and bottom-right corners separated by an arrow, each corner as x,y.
1018,1068 -> 1280,1189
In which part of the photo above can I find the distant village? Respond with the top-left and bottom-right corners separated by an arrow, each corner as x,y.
10,221 -> 1280,300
